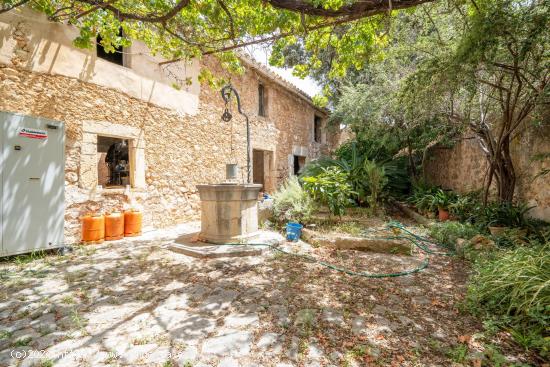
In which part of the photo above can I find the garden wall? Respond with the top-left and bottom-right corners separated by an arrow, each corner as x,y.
424,128 -> 550,221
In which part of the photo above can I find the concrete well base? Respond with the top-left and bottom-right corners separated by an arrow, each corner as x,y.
169,230 -> 284,258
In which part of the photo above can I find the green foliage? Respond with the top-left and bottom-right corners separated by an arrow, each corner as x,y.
336,139 -> 399,167
363,159 -> 388,212
301,140 -> 410,207
271,176 -> 315,223
427,189 -> 457,211
13,336 -> 32,347
20,0 -> 405,89
449,192 -> 482,222
302,166 -> 355,216
379,157 -> 411,198
429,221 -> 481,249
40,360 -> 54,367
407,183 -> 441,213
400,1 -> 549,203
477,202 -> 533,228
409,187 -> 545,240
329,222 -> 364,236
446,344 -> 468,363
467,243 -> 550,356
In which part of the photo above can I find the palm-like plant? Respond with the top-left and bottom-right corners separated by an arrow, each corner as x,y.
300,143 -> 409,206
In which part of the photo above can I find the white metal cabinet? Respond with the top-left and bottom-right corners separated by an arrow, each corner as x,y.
1,112 -> 65,256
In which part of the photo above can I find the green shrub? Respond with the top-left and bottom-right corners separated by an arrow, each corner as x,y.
302,166 -> 356,216
300,142 -> 409,206
407,182 -> 440,213
477,202 -> 533,228
467,243 -> 550,356
449,191 -> 482,222
429,221 -> 480,249
363,159 -> 388,212
271,177 -> 315,223
427,189 -> 457,211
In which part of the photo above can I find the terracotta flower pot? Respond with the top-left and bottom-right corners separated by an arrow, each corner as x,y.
438,207 -> 450,221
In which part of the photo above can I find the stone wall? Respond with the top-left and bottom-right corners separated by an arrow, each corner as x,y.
424,127 -> 550,221
0,8 -> 200,115
0,58 -> 334,244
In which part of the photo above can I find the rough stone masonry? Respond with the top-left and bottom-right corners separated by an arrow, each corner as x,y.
0,8 -> 339,244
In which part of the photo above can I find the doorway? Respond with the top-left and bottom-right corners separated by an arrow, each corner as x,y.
253,149 -> 274,192
253,149 -> 265,188
293,155 -> 306,175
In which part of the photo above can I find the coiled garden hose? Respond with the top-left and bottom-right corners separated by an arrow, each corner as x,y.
222,221 -> 453,278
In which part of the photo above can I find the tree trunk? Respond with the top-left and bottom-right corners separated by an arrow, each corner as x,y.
475,128 -> 516,204
407,136 -> 418,181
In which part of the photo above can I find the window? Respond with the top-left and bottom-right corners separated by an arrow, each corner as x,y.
96,29 -> 124,66
293,155 -> 306,175
258,83 -> 267,117
314,115 -> 322,143
97,136 -> 131,187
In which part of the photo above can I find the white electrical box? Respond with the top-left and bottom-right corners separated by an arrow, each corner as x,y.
1,112 -> 65,256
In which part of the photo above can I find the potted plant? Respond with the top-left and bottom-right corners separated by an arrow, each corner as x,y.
485,202 -> 532,236
408,184 -> 439,216
429,189 -> 455,221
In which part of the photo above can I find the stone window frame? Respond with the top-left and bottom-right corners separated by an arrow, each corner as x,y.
313,115 -> 323,143
80,121 -> 146,190
258,82 -> 268,117
289,145 -> 308,176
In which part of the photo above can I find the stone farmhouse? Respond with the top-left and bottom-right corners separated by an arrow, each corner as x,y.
0,8 -> 339,244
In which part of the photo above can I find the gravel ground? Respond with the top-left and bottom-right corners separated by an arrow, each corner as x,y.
0,221 -> 539,367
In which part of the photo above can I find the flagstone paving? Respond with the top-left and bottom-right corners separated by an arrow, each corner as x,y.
0,222 -> 537,366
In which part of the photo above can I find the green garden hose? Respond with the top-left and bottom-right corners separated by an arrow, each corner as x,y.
221,221 -> 453,278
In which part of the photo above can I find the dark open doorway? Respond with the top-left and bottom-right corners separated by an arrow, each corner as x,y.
293,155 -> 306,175
253,149 -> 265,188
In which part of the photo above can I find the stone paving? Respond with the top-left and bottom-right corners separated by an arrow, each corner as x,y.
0,222 -> 534,366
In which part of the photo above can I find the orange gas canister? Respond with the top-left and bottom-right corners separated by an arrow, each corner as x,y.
81,213 -> 105,243
124,210 -> 142,237
105,212 -> 124,240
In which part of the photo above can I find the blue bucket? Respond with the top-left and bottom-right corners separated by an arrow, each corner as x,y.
286,222 -> 303,241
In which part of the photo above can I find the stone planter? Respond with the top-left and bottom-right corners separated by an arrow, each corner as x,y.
301,228 -> 411,255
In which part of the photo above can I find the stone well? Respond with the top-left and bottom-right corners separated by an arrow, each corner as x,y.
197,183 -> 262,244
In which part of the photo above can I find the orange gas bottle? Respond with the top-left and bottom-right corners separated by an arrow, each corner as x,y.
105,212 -> 124,240
124,210 -> 142,237
81,213 -> 105,243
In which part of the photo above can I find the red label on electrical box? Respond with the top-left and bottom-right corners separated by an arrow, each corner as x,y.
18,127 -> 48,140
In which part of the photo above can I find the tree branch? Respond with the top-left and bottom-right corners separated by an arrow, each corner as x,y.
216,0 -> 236,41
159,13 -> 369,64
76,0 -> 190,22
0,0 -> 31,14
267,0 -> 434,17
73,0 -> 118,20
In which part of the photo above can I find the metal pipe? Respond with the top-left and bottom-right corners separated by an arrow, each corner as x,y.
220,84 -> 251,183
